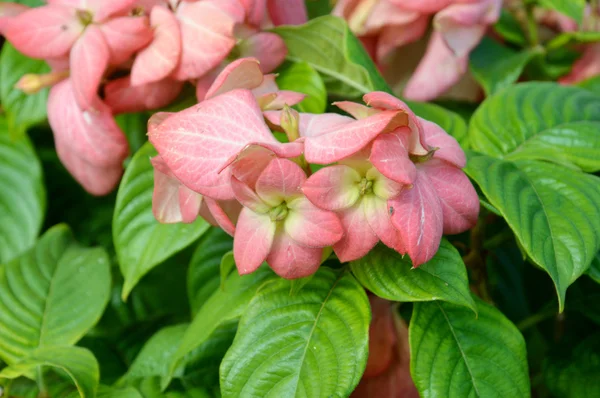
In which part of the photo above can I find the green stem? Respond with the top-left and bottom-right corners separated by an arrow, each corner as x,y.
525,2 -> 539,46
516,310 -> 556,331
37,366 -> 48,398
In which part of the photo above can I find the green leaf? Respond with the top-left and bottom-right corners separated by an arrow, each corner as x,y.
351,241 -> 476,312
470,83 -> 600,172
115,113 -> 149,155
273,16 -> 390,97
98,385 -> 143,398
407,101 -> 469,148
546,31 -> 600,51
576,75 -> 600,96
587,252 -> 600,284
465,154 -> 600,310
0,225 -> 111,364
11,0 -> 44,6
493,9 -> 528,46
219,251 -> 235,291
121,324 -> 188,384
220,268 -> 370,398
305,0 -> 333,19
113,142 -> 210,299
410,297 -> 530,397
544,333 -> 600,397
0,118 -> 45,263
538,0 -> 586,25
0,43 -> 50,134
276,62 -> 327,114
470,37 -> 540,96
0,346 -> 99,398
187,228 -> 233,314
163,267 -> 273,389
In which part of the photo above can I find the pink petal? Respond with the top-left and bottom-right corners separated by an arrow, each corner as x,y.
267,231 -> 322,279
333,202 -> 379,263
370,130 -> 417,185
230,145 -> 277,189
251,74 -> 279,97
420,160 -> 479,235
260,91 -> 306,111
363,195 -> 404,254
148,89 -> 280,199
389,170 -> 443,267
376,16 -> 428,61
238,32 -> 287,74
267,0 -> 307,26
363,1 -> 420,33
419,117 -> 466,168
88,0 -> 138,22
204,197 -> 239,236
70,25 -> 109,111
205,57 -> 263,100
100,16 -> 153,65
265,111 -> 354,138
172,0 -> 237,81
104,76 -> 184,114
47,80 -> 128,195
256,158 -> 306,206
239,0 -> 266,27
304,110 -> 407,164
363,91 -> 427,155
389,0 -> 452,13
302,165 -> 361,211
131,6 -> 182,86
0,3 -> 28,35
559,43 -> 600,85
151,155 -> 203,224
203,0 -> 246,23
285,197 -> 343,247
333,101 -> 378,119
2,5 -> 83,59
231,176 -> 270,213
233,208 -> 275,275
403,31 -> 468,102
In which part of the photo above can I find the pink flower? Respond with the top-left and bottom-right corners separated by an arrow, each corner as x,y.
232,158 -> 343,278
559,43 -> 600,85
303,149 -> 405,262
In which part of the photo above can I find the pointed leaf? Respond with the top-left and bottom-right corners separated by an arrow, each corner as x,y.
410,297 -> 530,397
0,225 -> 110,365
0,118 -> 45,263
113,142 -> 210,300
351,241 -> 476,312
220,268 -> 370,398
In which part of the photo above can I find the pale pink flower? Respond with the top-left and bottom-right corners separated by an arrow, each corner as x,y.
560,43 -> 600,84
232,158 -> 343,278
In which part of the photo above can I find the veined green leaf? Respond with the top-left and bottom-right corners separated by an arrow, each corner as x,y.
113,142 -> 210,299
410,297 -> 530,397
220,268 -> 370,398
351,241 -> 476,312
0,225 -> 110,364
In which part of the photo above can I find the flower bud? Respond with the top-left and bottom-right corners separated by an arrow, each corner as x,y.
15,71 -> 68,94
280,104 -> 300,142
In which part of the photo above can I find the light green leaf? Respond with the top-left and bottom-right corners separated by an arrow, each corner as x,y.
276,62 -> 327,114
547,31 -> 600,51
351,241 -> 476,312
0,225 -> 111,364
219,251 -> 235,291
465,154 -> 600,310
121,324 -> 188,384
0,346 -> 99,398
410,297 -> 530,397
0,43 -> 49,134
98,385 -> 143,398
187,228 -> 233,314
0,118 -> 45,263
113,142 -> 210,299
538,0 -> 586,25
470,37 -> 540,96
544,334 -> 600,397
273,16 -> 390,97
163,267 -> 273,389
220,268 -> 370,398
470,83 -> 600,172
407,101 -> 469,148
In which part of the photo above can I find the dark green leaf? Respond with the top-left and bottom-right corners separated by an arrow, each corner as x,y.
351,241 -> 476,312
410,297 -> 530,397
0,43 -> 49,134
115,113 -> 149,155
0,118 -> 45,263
113,142 -> 210,299
493,9 -> 528,46
470,37 -> 540,96
465,154 -> 600,310
305,0 -> 333,19
273,16 -> 390,97
276,62 -> 327,114
219,251 -> 235,291
0,225 -> 111,364
588,252 -> 600,284
0,346 -> 99,398
187,228 -> 233,314
220,268 -> 370,398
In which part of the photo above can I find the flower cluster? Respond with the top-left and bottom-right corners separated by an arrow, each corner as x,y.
0,0 -> 306,195
149,58 -> 480,278
334,0 -> 502,101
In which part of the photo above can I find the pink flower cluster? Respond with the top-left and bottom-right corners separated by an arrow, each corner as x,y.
149,58 -> 480,279
0,0 -> 306,195
334,0 -> 502,101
